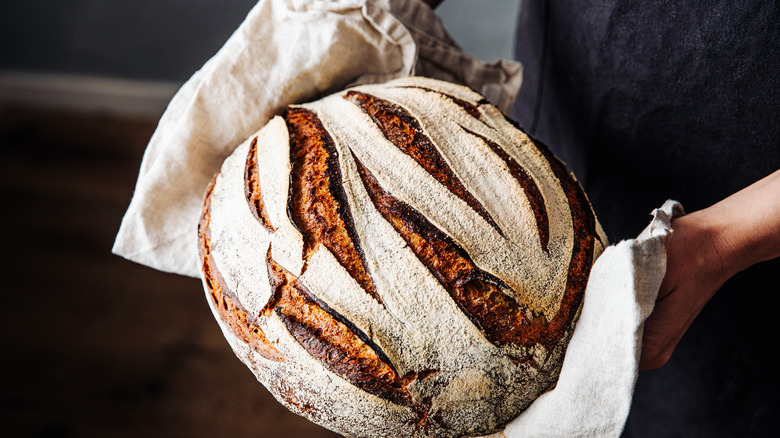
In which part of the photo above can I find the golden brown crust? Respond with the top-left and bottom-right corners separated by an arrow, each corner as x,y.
529,136 -> 596,348
344,90 -> 502,236
284,107 -> 380,303
198,176 -> 284,362
200,77 -> 606,438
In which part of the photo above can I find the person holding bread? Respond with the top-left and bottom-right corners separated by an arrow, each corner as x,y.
115,0 -> 779,435
441,0 -> 780,436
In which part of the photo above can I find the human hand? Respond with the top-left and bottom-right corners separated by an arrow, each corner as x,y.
639,170 -> 780,370
639,211 -> 728,370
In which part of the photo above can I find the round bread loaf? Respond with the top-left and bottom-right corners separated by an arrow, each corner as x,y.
197,77 -> 607,438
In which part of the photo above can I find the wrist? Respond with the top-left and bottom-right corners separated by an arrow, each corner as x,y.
668,211 -> 732,291
683,172 -> 780,281
701,170 -> 780,273
683,208 -> 746,282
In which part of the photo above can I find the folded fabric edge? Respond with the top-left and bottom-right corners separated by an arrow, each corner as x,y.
411,30 -> 523,113
112,222 -> 202,278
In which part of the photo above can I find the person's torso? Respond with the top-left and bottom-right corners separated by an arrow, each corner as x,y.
511,2 -> 780,436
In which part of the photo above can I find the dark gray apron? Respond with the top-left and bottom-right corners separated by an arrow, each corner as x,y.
512,1 -> 780,436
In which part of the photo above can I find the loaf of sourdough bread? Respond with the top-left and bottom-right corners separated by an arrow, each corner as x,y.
198,77 -> 607,438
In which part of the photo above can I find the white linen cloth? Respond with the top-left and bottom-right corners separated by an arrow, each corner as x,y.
112,0 -> 522,277
482,200 -> 683,438
113,0 -> 680,436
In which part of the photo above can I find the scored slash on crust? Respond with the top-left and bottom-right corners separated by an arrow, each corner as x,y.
263,245 -> 415,407
245,136 -> 277,232
394,85 -> 489,120
513,129 -> 598,349
343,90 -> 504,237
459,125 -> 551,254
284,107 -> 381,304
198,175 -> 284,362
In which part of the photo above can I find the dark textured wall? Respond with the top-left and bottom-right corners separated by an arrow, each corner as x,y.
0,0 -> 257,81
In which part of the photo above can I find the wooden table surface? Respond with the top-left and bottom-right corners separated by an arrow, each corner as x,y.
0,108 -> 340,437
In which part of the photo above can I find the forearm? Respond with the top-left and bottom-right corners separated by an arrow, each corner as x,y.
683,169 -> 780,280
640,169 -> 780,370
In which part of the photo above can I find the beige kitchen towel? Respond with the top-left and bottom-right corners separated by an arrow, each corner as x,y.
112,0 -> 522,277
